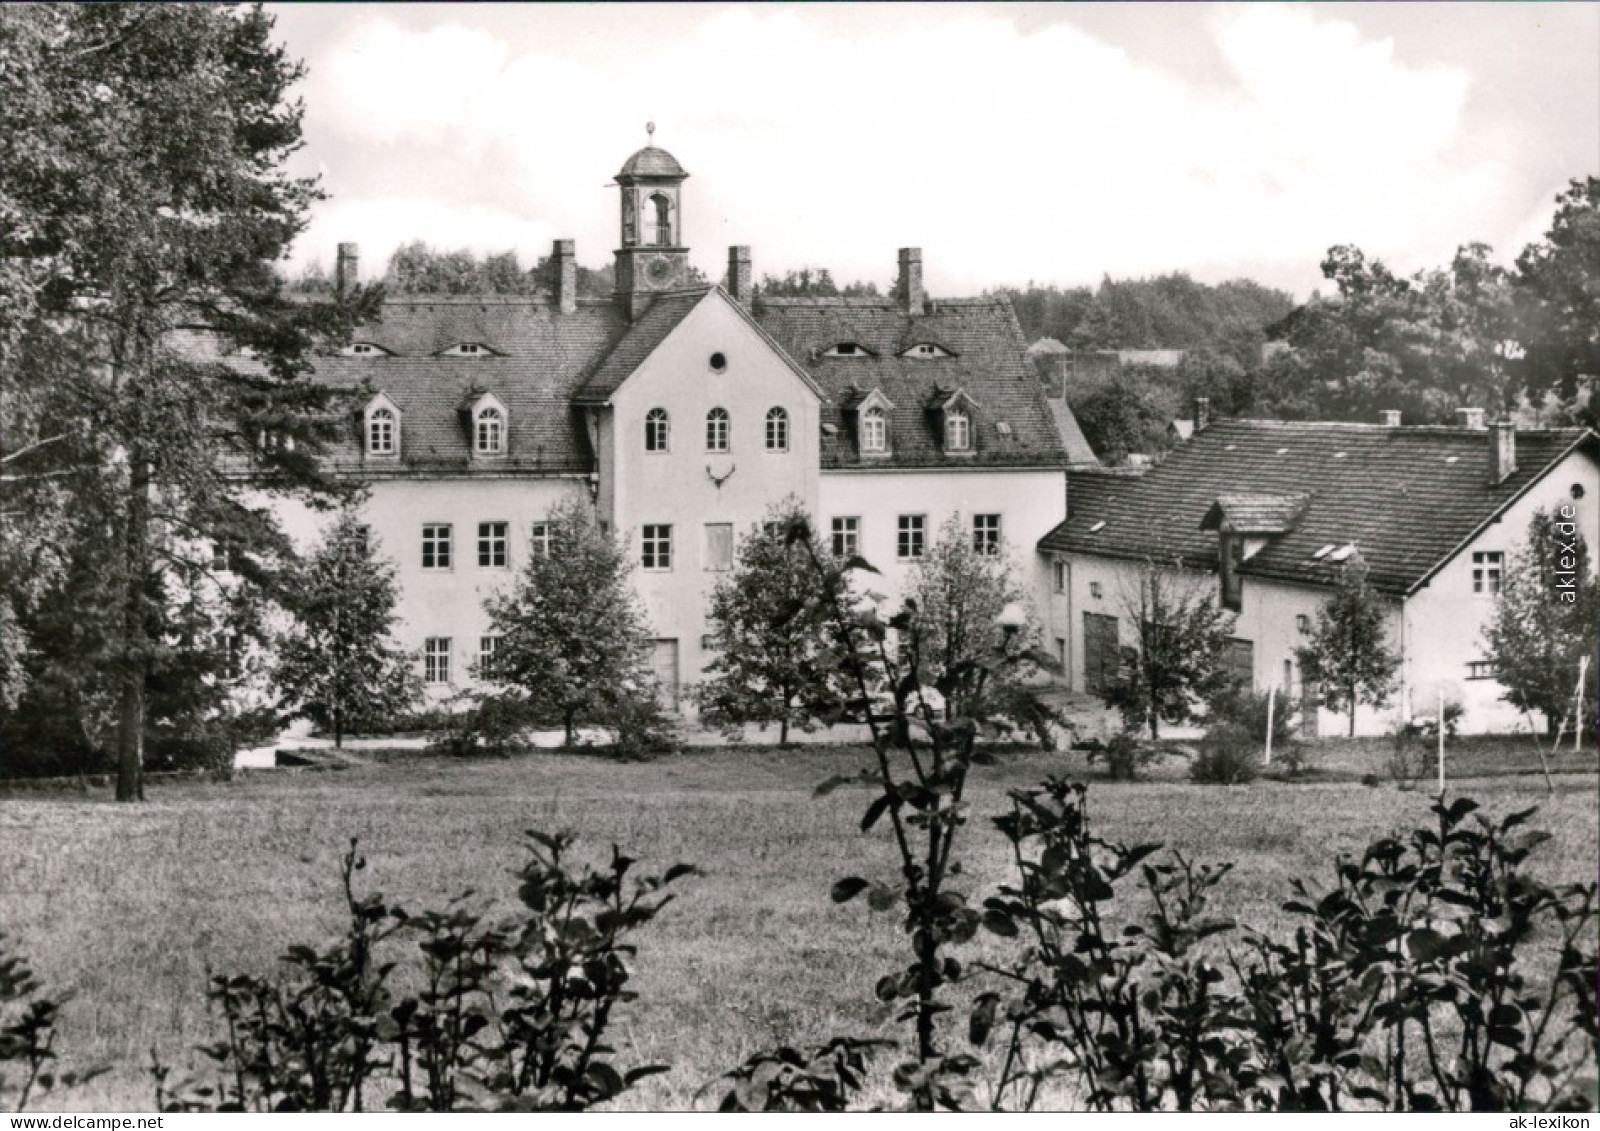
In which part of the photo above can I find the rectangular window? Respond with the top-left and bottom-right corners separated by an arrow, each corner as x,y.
212,539 -> 239,573
424,637 -> 451,684
352,524 -> 371,552
831,516 -> 860,559
478,635 -> 500,679
897,514 -> 926,560
478,521 -> 508,568
221,632 -> 240,680
1467,660 -> 1498,680
422,524 -> 452,570
705,523 -> 733,571
642,524 -> 673,570
1472,551 -> 1504,594
530,521 -> 551,558
1223,638 -> 1255,690
1053,559 -> 1068,593
973,514 -> 1002,556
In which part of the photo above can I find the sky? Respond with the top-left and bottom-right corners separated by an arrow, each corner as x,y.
267,2 -> 1600,300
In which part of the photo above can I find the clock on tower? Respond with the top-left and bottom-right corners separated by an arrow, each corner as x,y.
614,123 -> 691,321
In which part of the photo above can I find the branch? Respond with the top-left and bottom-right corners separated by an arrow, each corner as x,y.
0,433 -> 73,464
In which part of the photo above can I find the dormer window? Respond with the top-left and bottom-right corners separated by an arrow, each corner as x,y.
368,408 -> 396,455
441,342 -> 494,358
342,342 -> 390,357
862,406 -> 887,453
822,343 -> 874,358
946,409 -> 971,452
475,406 -> 504,455
901,343 -> 954,360
363,394 -> 401,457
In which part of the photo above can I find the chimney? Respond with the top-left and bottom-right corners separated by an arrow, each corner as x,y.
1380,409 -> 1402,427
1489,419 -> 1517,484
335,242 -> 359,295
1193,396 -> 1211,432
551,239 -> 577,314
1456,406 -> 1487,430
896,247 -> 926,315
728,245 -> 752,307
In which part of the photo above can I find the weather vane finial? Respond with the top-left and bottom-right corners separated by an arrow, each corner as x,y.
646,121 -> 656,142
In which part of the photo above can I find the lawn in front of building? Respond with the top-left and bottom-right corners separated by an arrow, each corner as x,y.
2,742 -> 1593,1110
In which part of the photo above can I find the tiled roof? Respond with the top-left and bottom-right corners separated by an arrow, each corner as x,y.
571,289 -> 708,404
618,145 -> 687,179
753,296 -> 1082,469
1040,420 -> 1597,595
1201,493 -> 1310,534
299,297 -> 627,474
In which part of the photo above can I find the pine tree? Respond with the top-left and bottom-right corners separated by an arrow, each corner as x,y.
1295,558 -> 1402,737
273,512 -> 419,748
1482,507 -> 1600,733
1108,561 -> 1236,739
482,500 -> 654,747
697,504 -> 841,745
2,6 -> 373,799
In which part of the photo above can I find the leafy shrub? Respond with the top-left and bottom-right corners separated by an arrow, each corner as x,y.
1085,732 -> 1162,780
593,691 -> 679,761
714,1038 -> 891,1111
155,835 -> 695,1112
1190,721 -> 1260,784
1,933 -> 103,1109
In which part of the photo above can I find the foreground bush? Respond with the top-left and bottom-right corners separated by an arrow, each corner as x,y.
153,835 -> 695,1112
1,933 -> 102,1110
1190,720 -> 1261,784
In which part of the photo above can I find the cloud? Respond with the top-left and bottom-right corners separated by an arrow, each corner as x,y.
288,4 -> 1496,295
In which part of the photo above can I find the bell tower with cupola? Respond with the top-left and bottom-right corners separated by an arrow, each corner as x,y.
614,124 -> 691,321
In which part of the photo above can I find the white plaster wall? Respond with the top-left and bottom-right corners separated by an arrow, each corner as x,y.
1401,447 -> 1599,734
262,476 -> 589,701
820,468 -> 1065,621
609,294 -> 822,694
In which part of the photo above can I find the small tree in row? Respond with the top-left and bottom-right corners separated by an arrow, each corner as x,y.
273,510 -> 419,748
1483,507 -> 1600,734
697,504 -> 844,745
1108,560 -> 1236,739
482,499 -> 655,747
1296,557 -> 1401,738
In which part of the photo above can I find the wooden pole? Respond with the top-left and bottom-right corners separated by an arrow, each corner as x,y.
1437,686 -> 1446,797
1264,684 -> 1276,767
1574,654 -> 1588,754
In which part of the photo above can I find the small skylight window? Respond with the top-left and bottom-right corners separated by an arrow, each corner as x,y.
900,343 -> 954,360
1311,544 -> 1336,560
1328,544 -> 1356,562
996,421 -> 1013,438
342,342 -> 390,357
822,343 -> 871,358
441,342 -> 493,357
1333,451 -> 1347,459
1088,520 -> 1106,533
1276,447 -> 1289,455
1224,444 -> 1237,452
1445,455 -> 1460,464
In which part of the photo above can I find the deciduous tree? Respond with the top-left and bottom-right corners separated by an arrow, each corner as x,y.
696,504 -> 842,745
481,500 -> 654,746
1482,507 -> 1600,733
1107,561 -> 1236,739
1295,558 -> 1401,737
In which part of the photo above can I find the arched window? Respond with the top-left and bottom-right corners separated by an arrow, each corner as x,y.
368,407 -> 396,455
645,408 -> 670,452
647,193 -> 673,246
861,406 -> 887,452
706,407 -> 730,452
946,409 -> 971,451
475,406 -> 503,454
765,407 -> 789,452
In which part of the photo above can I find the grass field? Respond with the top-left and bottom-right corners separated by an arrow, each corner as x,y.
2,743 -> 1595,1111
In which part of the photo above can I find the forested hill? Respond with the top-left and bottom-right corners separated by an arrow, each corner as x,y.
994,274 -> 1296,356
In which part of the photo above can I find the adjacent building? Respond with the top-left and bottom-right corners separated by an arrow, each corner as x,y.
1038,411 -> 1599,735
